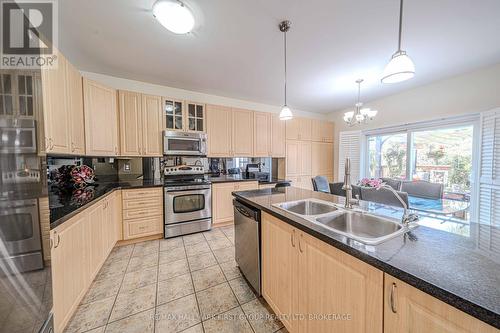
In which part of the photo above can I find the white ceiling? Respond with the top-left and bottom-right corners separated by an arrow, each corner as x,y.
59,0 -> 500,113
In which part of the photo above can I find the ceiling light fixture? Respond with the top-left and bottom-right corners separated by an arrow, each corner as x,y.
381,0 -> 415,83
153,0 -> 195,34
344,79 -> 378,126
279,20 -> 293,120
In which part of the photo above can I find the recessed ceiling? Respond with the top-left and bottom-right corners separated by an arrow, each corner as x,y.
59,0 -> 500,113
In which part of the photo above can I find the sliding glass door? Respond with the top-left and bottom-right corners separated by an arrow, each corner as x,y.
366,124 -> 476,201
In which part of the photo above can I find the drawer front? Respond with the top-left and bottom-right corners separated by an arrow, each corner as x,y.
123,206 -> 162,220
124,216 -> 162,239
122,188 -> 162,200
122,197 -> 162,211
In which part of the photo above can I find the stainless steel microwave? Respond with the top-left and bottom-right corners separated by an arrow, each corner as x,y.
0,119 -> 37,154
163,130 -> 207,156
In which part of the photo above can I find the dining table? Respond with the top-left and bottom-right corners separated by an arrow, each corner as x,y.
407,195 -> 470,215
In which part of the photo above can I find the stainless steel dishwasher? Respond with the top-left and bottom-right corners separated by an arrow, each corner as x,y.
233,199 -> 261,295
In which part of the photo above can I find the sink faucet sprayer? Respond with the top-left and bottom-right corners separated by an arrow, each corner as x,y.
376,184 -> 419,227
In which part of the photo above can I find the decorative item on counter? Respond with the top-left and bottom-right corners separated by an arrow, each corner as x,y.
358,178 -> 384,188
52,164 -> 95,189
70,186 -> 96,206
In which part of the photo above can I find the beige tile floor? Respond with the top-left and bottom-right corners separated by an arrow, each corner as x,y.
64,225 -> 288,333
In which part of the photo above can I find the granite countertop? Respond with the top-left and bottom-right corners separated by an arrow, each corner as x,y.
208,174 -> 289,185
232,187 -> 500,329
49,178 -> 163,229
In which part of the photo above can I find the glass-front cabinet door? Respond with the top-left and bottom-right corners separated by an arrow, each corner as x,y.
165,99 -> 184,131
164,98 -> 205,132
187,102 -> 205,132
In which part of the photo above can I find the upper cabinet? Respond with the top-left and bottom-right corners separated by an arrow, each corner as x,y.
118,91 -> 163,157
232,108 -> 254,157
271,113 -> 286,157
254,112 -> 271,157
286,117 -> 312,141
312,119 -> 334,143
41,50 -> 85,155
207,104 -> 232,157
164,99 -> 205,133
83,78 -> 119,156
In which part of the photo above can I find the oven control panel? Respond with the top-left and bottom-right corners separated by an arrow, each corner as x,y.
164,165 -> 204,176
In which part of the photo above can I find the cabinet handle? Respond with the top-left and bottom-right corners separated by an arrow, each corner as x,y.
291,229 -> 296,247
44,137 -> 49,150
53,232 -> 60,248
390,282 -> 397,313
298,233 -> 304,253
49,138 -> 54,150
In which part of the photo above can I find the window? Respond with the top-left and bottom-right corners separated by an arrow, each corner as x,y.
367,132 -> 407,179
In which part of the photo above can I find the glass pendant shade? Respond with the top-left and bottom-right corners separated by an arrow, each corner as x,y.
381,50 -> 415,83
280,105 -> 293,120
153,0 -> 195,34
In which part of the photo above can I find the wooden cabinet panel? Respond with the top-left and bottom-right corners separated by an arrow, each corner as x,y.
66,61 -> 85,154
384,275 -> 498,333
286,117 -> 312,141
41,51 -> 70,154
271,113 -> 286,157
142,94 -> 163,156
300,141 -> 312,175
122,188 -> 163,240
232,108 -> 254,157
83,78 -> 119,156
298,232 -> 383,333
312,120 -> 334,143
207,104 -> 232,157
254,111 -> 271,157
235,181 -> 259,191
286,140 -> 300,176
118,90 -> 142,156
51,212 -> 88,333
311,142 -> 333,176
87,201 -> 106,279
212,182 -> 236,225
262,212 -> 297,332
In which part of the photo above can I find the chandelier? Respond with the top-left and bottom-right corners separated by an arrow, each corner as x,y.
343,79 -> 378,126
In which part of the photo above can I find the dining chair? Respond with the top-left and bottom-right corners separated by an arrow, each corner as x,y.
380,177 -> 403,191
360,186 -> 409,208
330,182 -> 362,199
401,180 -> 443,199
311,176 -> 330,193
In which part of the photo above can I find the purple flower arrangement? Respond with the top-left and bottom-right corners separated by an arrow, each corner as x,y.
358,178 -> 383,189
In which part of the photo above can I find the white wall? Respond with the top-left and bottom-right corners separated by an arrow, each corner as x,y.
328,62 -> 500,180
81,71 -> 327,120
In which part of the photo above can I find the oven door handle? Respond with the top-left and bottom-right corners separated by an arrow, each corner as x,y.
166,189 -> 210,196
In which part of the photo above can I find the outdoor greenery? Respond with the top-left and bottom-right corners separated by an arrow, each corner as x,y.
383,143 -> 406,178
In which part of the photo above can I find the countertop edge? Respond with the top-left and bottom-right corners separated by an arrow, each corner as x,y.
232,193 -> 500,329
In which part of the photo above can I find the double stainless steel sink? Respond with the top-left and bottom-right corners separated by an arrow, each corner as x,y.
273,199 -> 414,245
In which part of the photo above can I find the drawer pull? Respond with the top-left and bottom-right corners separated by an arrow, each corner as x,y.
291,229 -> 296,247
390,282 -> 397,313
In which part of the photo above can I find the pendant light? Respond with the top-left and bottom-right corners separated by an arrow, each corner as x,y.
343,79 -> 378,126
381,0 -> 415,83
279,20 -> 293,120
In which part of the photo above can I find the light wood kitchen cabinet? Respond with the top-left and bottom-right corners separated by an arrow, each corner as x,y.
207,104 -> 233,157
51,211 -> 89,333
286,117 -> 312,141
254,111 -> 271,157
288,175 -> 313,191
142,94 -> 163,156
312,119 -> 334,143
286,140 -> 311,175
164,99 -> 206,132
212,181 -> 259,226
122,187 -> 163,240
262,212 -> 298,332
311,142 -> 333,177
41,51 -> 85,155
298,231 -> 383,333
262,212 -> 383,333
118,90 -> 143,156
232,108 -> 254,157
271,113 -> 286,157
83,78 -> 119,156
384,275 -> 498,333
118,91 -> 163,157
87,200 -> 106,278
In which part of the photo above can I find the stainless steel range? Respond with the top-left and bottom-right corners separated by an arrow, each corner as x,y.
163,165 -> 212,238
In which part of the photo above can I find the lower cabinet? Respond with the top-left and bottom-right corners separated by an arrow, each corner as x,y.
262,212 -> 383,333
122,187 -> 163,240
384,275 -> 499,333
212,181 -> 259,226
288,175 -> 313,191
51,191 -> 122,333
